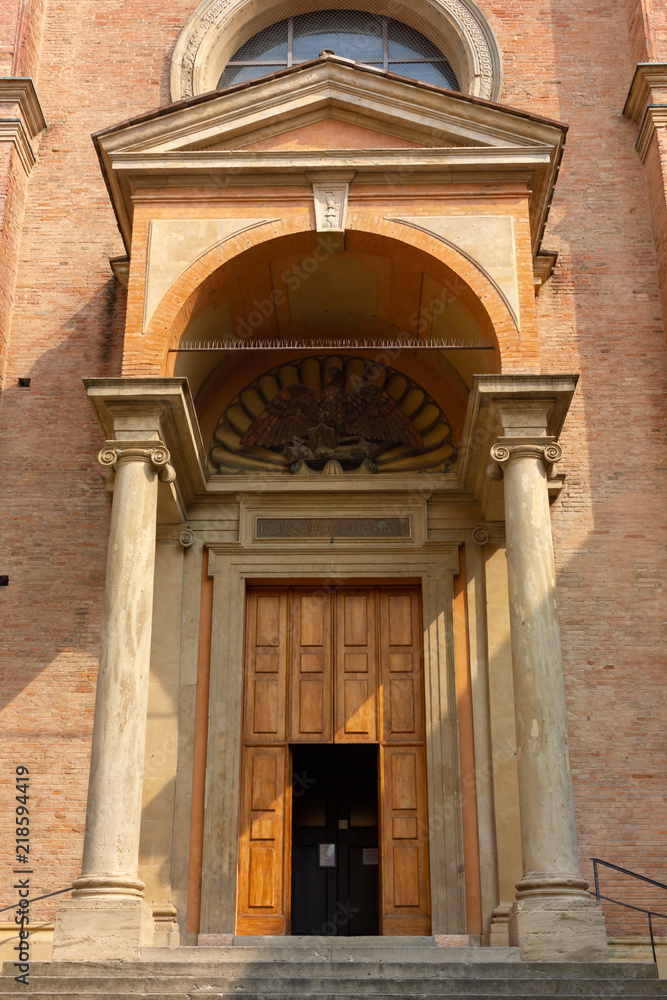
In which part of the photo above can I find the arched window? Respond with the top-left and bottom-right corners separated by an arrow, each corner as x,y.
218,10 -> 459,91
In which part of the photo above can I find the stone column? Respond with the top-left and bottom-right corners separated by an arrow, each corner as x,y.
53,442 -> 176,961
489,408 -> 607,961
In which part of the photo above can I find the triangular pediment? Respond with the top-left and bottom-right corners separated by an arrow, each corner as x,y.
94,55 -> 566,252
220,118 -> 426,153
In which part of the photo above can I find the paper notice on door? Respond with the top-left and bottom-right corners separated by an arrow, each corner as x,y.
362,848 -> 379,866
319,843 -> 336,868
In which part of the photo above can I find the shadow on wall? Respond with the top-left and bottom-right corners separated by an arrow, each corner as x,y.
0,275 -> 125,917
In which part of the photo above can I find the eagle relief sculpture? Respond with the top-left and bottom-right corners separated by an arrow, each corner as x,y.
241,365 -> 423,474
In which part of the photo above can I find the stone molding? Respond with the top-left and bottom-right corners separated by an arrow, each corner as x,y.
0,119 -> 35,173
0,77 -> 46,136
71,872 -> 145,899
533,250 -> 558,294
0,78 -> 46,176
110,255 -> 130,288
169,0 -> 503,103
514,871 -> 589,899
623,62 -> 667,123
624,63 -> 667,162
458,374 -> 578,522
84,379 -> 209,518
635,105 -> 667,163
93,57 -> 566,253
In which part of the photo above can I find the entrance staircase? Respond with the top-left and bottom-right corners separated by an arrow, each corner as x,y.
1,938 -> 666,1000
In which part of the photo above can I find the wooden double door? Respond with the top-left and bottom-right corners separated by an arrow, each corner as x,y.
236,586 -> 431,936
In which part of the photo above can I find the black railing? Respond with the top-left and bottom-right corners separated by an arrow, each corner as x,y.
0,886 -> 73,916
591,858 -> 667,964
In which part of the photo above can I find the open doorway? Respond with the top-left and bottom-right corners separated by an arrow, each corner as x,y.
291,744 -> 379,935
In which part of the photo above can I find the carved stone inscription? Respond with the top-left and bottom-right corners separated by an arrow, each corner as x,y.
255,517 -> 411,540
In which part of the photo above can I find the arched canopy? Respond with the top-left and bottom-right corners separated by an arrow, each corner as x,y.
153,224 -> 508,454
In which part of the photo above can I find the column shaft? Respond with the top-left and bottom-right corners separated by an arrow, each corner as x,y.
79,453 -> 159,890
53,442 -> 173,960
491,437 -> 607,960
502,450 -> 581,884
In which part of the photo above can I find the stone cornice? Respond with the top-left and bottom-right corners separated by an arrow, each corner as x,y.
635,105 -> 667,163
458,374 -> 578,519
110,255 -> 129,288
533,250 -> 558,294
0,119 -> 35,173
93,57 -> 566,255
624,62 -> 667,123
84,378 -> 209,517
0,77 -> 46,136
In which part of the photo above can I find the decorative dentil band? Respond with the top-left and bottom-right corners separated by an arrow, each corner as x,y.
487,438 -> 563,481
98,445 -> 177,484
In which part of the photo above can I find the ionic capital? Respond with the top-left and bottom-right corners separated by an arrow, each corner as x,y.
487,438 -> 563,481
98,443 -> 176,484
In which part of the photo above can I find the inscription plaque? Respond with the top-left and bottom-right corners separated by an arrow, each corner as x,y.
255,517 -> 411,540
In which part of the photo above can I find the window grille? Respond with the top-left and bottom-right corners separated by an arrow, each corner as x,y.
218,10 -> 459,91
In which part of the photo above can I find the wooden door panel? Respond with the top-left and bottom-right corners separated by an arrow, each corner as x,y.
380,589 -> 425,743
244,590 -> 288,742
237,745 -> 289,935
380,744 -> 431,935
289,590 -> 333,742
335,589 -> 378,742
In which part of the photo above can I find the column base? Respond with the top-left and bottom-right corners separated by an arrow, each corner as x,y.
489,903 -> 512,946
152,903 -> 181,948
509,894 -> 608,962
52,896 -> 154,961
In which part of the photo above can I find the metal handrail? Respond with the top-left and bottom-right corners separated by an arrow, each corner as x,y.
0,886 -> 73,916
591,858 -> 667,964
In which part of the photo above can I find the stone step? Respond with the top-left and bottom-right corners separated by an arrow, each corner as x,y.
0,993 -> 666,1000
142,946 -> 520,966
5,961 -> 658,981
0,974 -> 666,996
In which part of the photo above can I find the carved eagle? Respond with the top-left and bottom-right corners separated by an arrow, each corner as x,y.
241,367 -> 423,449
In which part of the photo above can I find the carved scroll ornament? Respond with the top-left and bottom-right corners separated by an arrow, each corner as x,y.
98,445 -> 177,484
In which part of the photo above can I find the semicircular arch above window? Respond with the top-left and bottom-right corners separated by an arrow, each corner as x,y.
218,11 -> 459,91
171,0 -> 503,102
210,355 -> 458,476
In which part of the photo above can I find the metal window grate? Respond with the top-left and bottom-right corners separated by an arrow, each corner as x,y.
218,10 -> 459,91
